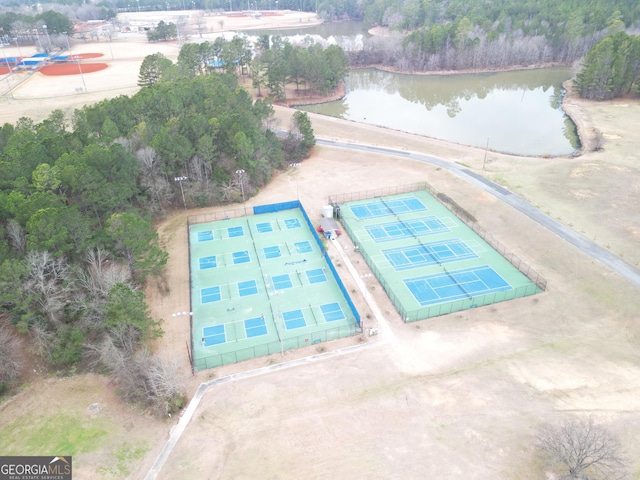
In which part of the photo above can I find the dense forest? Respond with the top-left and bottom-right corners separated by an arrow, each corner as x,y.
575,31 -> 640,100
348,0 -> 640,72
0,47 -> 317,409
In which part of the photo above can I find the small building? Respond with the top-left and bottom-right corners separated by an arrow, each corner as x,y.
317,217 -> 342,240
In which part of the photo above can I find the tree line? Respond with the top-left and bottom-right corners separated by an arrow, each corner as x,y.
346,1 -> 639,72
0,66 -> 315,411
0,10 -> 74,48
142,33 -> 348,102
575,31 -> 640,100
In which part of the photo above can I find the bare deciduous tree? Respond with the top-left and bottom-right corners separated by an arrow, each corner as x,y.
114,136 -> 136,154
29,321 -> 55,359
593,129 -> 605,151
220,179 -> 240,203
84,248 -> 132,297
7,219 -> 26,254
74,248 -> 133,333
146,355 -> 185,416
24,251 -> 71,327
90,334 -> 184,417
136,146 -> 173,211
136,146 -> 160,175
193,12 -> 207,38
535,417 -> 629,480
0,323 -> 23,388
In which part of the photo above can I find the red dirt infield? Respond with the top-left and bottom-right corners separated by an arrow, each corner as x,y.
40,63 -> 109,76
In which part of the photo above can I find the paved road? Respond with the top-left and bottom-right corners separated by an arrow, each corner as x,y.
317,138 -> 640,289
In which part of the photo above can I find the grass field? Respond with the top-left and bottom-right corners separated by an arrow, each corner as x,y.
0,413 -> 108,456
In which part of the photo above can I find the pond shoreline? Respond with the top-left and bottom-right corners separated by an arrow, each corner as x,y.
285,66 -> 585,158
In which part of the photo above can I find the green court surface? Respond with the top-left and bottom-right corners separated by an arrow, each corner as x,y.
188,202 -> 359,370
338,190 -> 543,322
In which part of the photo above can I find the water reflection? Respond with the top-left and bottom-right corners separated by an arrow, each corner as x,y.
300,67 -> 580,156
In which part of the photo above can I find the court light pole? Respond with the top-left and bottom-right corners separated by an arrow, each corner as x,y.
4,76 -> 14,99
265,273 -> 285,356
2,42 -> 15,98
289,162 -> 300,200
64,32 -> 87,93
482,137 -> 489,170
107,33 -> 114,60
43,25 -> 51,51
235,169 -> 246,215
174,176 -> 188,209
14,37 -> 23,58
360,273 -> 373,334
269,289 -> 284,356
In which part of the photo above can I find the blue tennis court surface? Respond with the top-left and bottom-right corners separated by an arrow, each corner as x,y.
256,222 -> 272,233
405,266 -> 511,306
285,218 -> 301,229
283,310 -> 306,329
307,268 -> 327,284
198,231 -> 213,242
351,197 -> 426,219
203,325 -> 226,346
366,216 -> 450,242
238,280 -> 258,296
199,256 -> 217,269
384,238 -> 477,271
232,251 -> 250,264
245,317 -> 268,337
228,226 -> 244,237
264,245 -> 281,259
201,286 -> 221,303
295,241 -> 313,253
271,274 -> 293,290
321,302 -> 346,322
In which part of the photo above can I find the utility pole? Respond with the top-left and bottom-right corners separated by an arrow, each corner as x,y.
174,176 -> 188,209
235,169 -> 246,214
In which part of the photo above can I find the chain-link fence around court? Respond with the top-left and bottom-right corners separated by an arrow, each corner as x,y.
329,183 -> 547,322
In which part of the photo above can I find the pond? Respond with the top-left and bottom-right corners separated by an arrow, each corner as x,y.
298,67 -> 580,156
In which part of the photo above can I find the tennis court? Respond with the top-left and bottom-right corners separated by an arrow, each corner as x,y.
338,191 -> 542,321
405,265 -> 511,305
188,201 -> 359,370
383,237 -> 480,270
